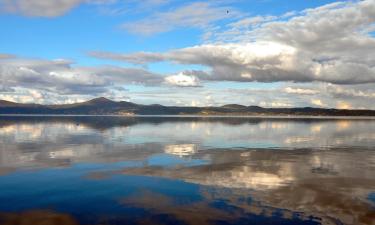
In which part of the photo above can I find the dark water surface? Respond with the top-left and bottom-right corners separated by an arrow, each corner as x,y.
0,116 -> 374,225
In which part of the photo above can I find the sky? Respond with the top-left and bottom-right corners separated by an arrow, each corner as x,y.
0,0 -> 375,109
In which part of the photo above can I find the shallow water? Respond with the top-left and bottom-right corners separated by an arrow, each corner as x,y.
0,116 -> 374,225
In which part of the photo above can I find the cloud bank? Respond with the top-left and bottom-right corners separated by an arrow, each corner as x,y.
0,56 -> 171,103
91,0 -> 375,85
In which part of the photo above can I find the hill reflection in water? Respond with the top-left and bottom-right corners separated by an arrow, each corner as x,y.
0,116 -> 374,225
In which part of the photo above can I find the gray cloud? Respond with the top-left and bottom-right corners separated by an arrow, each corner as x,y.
325,83 -> 375,100
91,0 -> 375,85
3,59 -> 374,107
0,0 -> 84,17
0,56 -> 167,103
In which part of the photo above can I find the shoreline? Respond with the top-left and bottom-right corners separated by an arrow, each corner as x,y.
1,114 -> 375,119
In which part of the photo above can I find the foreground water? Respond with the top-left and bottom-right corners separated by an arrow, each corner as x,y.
0,116 -> 374,225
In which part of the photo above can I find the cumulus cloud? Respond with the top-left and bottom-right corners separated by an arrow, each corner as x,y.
164,72 -> 201,87
3,62 -> 374,107
3,0 -> 375,108
91,0 -> 375,85
91,41 -> 375,84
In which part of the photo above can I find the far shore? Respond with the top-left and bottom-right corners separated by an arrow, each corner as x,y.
1,114 -> 375,120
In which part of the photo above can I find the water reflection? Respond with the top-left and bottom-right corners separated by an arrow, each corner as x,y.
164,144 -> 198,157
0,116 -> 374,225
121,149 -> 375,224
1,116 -> 375,169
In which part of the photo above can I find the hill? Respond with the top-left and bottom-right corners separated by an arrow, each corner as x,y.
0,97 -> 375,116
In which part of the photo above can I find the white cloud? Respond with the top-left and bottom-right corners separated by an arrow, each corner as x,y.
284,87 -> 318,95
0,54 -> 210,103
260,101 -> 292,108
92,0 -> 375,85
164,72 -> 201,87
3,0 -> 375,109
311,99 -> 326,107
91,40 -> 375,84
336,101 -> 352,109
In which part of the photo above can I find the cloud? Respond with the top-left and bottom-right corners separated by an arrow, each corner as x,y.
325,83 -> 375,99
0,0 -> 83,17
0,55 -> 169,103
283,87 -> 318,95
336,101 -> 352,109
89,51 -> 165,65
4,55 -> 375,108
91,41 -> 375,84
311,99 -> 326,108
3,0 -> 375,109
164,72 -> 201,87
0,0 -> 120,17
228,15 -> 277,30
121,2 -> 240,35
92,0 -> 375,85
123,81 -> 375,109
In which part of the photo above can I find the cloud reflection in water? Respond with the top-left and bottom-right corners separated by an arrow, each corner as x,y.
0,116 -> 374,225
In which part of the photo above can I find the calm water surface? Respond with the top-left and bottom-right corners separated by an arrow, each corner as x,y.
0,116 -> 374,225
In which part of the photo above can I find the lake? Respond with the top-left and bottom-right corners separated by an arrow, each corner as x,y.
0,116 -> 374,225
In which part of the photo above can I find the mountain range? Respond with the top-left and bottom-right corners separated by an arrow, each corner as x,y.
1,97 -> 375,116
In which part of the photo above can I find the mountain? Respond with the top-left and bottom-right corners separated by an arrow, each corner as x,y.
222,104 -> 247,109
0,100 -> 19,107
0,97 -> 375,116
